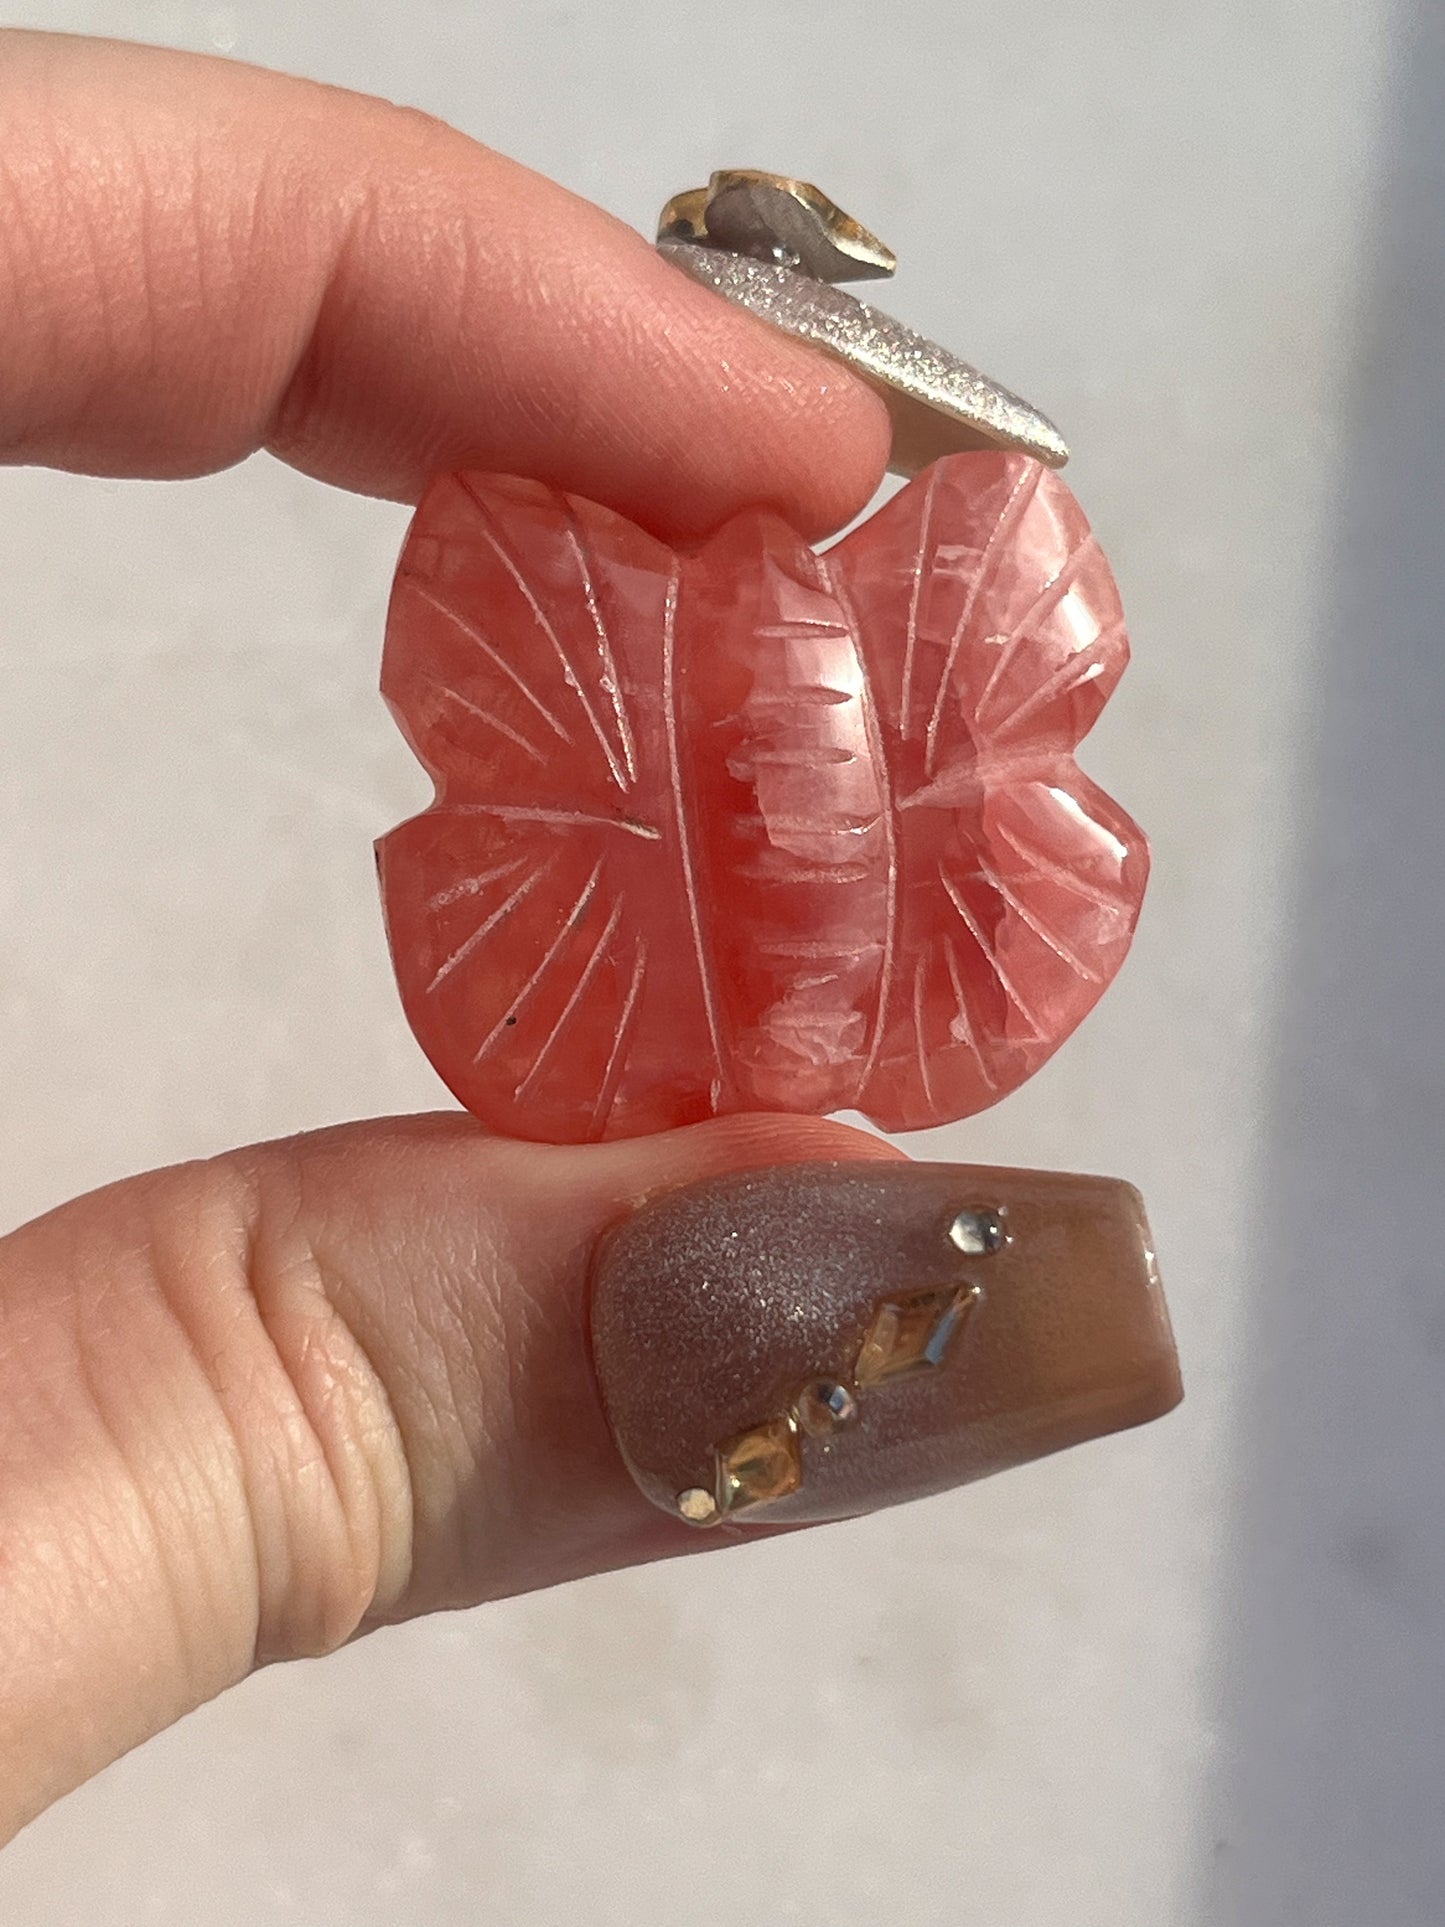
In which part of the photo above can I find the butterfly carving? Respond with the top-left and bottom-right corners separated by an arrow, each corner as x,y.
378,452 -> 1147,1143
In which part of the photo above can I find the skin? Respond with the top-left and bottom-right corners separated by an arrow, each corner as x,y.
0,31 -> 902,1844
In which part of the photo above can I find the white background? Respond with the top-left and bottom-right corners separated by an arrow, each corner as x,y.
1,2 -> 1441,1922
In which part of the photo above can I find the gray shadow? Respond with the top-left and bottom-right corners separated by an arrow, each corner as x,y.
1206,11 -> 1445,1923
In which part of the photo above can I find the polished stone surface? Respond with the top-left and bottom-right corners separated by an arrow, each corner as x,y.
381,454 -> 1146,1140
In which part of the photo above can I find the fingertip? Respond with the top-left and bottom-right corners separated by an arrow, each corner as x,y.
719,353 -> 894,542
588,240 -> 894,540
0,32 -> 892,537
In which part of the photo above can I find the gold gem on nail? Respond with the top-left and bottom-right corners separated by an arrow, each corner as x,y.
683,1280 -> 983,1525
715,1414 -> 803,1516
854,1284 -> 982,1388
592,1164 -> 1180,1529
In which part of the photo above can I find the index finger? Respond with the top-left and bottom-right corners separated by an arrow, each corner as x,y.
0,31 -> 890,538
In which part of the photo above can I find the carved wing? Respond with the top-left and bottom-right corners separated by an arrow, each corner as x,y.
378,473 -> 713,1142
825,452 -> 1148,1129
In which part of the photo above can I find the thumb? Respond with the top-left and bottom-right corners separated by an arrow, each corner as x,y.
0,1110 -> 1176,1841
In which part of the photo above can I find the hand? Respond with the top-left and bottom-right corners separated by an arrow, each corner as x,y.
0,29 -> 895,1842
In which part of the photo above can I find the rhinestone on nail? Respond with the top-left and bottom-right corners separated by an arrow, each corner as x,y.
715,1414 -> 803,1515
948,1207 -> 1006,1256
676,1486 -> 719,1525
855,1284 -> 982,1387
795,1379 -> 859,1435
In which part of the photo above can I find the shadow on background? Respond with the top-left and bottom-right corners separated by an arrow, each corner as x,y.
1207,9 -> 1445,1922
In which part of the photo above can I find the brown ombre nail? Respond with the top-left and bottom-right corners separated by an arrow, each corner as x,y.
589,1160 -> 1180,1529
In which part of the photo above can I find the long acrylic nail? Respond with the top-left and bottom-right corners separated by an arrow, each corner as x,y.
589,1160 -> 1180,1529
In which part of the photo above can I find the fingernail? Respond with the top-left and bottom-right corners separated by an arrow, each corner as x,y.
589,1160 -> 1180,1529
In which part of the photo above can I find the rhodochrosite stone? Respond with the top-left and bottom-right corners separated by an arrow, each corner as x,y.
380,453 -> 1147,1142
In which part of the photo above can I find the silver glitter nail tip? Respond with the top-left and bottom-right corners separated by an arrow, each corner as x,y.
657,241 -> 1069,475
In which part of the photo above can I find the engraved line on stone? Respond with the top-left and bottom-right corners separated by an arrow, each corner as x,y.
990,619 -> 1124,742
767,1011 -> 852,1033
425,856 -> 527,913
471,857 -> 605,1064
938,865 -> 1045,1040
901,462 -> 940,740
975,536 -> 1101,731
453,803 -> 661,840
727,745 -> 858,770
817,552 -> 898,1110
757,936 -> 873,959
591,939 -> 649,1136
960,473 -> 1054,732
968,538 -> 1103,744
753,622 -> 853,641
404,580 -> 573,746
459,479 -> 630,793
426,857 -> 555,995
993,820 -> 1131,913
942,934 -> 999,1089
735,858 -> 873,885
912,951 -> 939,1116
661,563 -> 726,1103
514,897 -> 625,1100
562,514 -> 639,787
740,683 -> 853,709
735,810 -> 879,834
973,862 -> 1105,984
897,743 -> 1118,811
436,683 -> 545,764
925,464 -> 1044,778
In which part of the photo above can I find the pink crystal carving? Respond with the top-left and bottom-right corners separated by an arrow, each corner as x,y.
379,452 -> 1147,1143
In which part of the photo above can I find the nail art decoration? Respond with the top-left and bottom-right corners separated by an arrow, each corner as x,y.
656,170 -> 1070,475
589,1161 -> 1181,1528
378,452 -> 1147,1142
